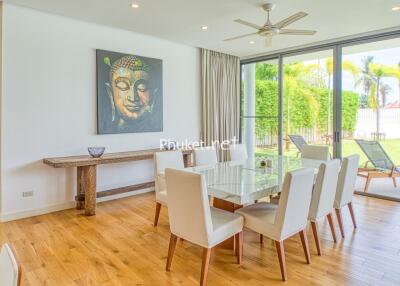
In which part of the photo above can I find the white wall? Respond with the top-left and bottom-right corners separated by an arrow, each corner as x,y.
1,4 -> 200,219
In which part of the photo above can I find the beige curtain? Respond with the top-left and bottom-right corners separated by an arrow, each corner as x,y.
200,48 -> 241,161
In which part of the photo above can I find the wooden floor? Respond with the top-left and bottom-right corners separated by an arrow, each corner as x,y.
1,192 -> 400,286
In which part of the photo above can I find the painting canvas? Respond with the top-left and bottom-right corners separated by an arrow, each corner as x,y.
96,49 -> 163,134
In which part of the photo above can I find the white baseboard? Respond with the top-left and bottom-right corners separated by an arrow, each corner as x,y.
0,188 -> 154,222
0,201 -> 76,222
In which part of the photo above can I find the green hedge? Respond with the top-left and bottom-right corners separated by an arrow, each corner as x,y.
253,79 -> 359,136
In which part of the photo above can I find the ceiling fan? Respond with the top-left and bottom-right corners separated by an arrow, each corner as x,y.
224,3 -> 317,47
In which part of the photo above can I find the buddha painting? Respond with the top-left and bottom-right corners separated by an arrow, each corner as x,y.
96,49 -> 163,134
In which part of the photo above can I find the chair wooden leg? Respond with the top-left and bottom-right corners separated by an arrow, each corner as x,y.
274,240 -> 287,281
235,231 -> 243,264
310,221 -> 322,256
392,177 -> 397,188
200,248 -> 211,286
299,229 -> 311,264
260,234 -> 264,244
327,213 -> 337,243
166,234 -> 178,271
154,202 -> 162,227
364,175 -> 372,193
348,202 -> 357,229
335,208 -> 345,238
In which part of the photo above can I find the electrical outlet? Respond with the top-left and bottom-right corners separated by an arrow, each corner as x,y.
22,191 -> 34,198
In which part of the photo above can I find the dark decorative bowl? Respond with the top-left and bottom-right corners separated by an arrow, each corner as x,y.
88,147 -> 105,158
163,141 -> 177,150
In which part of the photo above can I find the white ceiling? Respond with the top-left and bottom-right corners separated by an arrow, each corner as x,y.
5,0 -> 400,57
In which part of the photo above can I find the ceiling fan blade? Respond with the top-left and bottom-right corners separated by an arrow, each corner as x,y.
234,19 -> 262,30
274,12 -> 308,28
224,33 -> 258,42
265,35 -> 272,47
279,29 -> 317,35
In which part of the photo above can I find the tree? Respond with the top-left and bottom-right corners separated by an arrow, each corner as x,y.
324,58 -> 359,135
368,63 -> 393,138
283,63 -> 311,138
256,63 -> 278,81
389,62 -> 400,103
356,56 -> 375,106
379,83 -> 391,107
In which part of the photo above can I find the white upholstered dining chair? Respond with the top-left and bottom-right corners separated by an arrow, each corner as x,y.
334,154 -> 360,238
153,150 -> 184,226
164,168 -> 244,286
229,144 -> 248,161
236,168 -> 315,281
193,146 -> 218,166
301,145 -> 330,161
308,159 -> 341,255
0,243 -> 21,286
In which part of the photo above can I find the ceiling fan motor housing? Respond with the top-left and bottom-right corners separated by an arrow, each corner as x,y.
262,3 -> 276,12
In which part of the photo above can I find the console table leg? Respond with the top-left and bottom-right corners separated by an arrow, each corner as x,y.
83,165 -> 97,216
183,153 -> 192,167
76,167 -> 85,210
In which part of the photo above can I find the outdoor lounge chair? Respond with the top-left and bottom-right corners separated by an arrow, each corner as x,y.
288,135 -> 308,155
355,139 -> 400,193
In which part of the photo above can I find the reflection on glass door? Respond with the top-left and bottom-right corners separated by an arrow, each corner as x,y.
282,50 -> 334,157
242,59 -> 279,158
342,37 -> 400,199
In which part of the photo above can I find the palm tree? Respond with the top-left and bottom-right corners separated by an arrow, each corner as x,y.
368,63 -> 393,139
283,63 -> 304,143
379,83 -> 391,107
379,83 -> 392,106
282,63 -> 319,149
324,58 -> 359,135
356,56 -> 375,103
389,62 -> 400,103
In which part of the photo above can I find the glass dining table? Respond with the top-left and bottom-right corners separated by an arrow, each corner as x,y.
186,155 -> 325,249
187,155 -> 324,205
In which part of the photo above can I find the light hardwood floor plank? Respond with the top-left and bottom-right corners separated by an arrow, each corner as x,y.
1,193 -> 400,285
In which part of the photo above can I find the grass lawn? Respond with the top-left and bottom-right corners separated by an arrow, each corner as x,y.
256,138 -> 400,166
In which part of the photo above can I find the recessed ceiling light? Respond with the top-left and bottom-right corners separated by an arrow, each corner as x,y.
201,26 -> 208,31
392,6 -> 400,11
249,41 -> 255,44
130,3 -> 139,8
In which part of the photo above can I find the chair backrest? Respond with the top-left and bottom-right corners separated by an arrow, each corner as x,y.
355,139 -> 394,170
274,168 -> 315,239
301,145 -> 330,161
334,154 -> 360,208
288,135 -> 308,152
229,144 -> 248,161
154,151 -> 184,194
0,244 -> 21,286
308,159 -> 341,221
165,169 -> 213,247
194,146 -> 218,166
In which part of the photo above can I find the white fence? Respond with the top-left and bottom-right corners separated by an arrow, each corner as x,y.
355,108 -> 400,139
254,108 -> 400,148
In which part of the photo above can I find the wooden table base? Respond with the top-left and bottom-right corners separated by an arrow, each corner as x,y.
76,165 -> 97,216
70,152 -> 192,216
212,198 -> 243,250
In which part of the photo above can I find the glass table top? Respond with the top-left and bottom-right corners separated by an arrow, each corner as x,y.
187,155 -> 324,205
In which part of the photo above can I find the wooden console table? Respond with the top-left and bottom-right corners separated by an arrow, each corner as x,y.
43,149 -> 192,216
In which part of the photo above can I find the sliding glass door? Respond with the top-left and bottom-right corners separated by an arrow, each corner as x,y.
241,33 -> 400,200
242,59 -> 279,158
282,49 -> 334,157
341,37 -> 400,199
